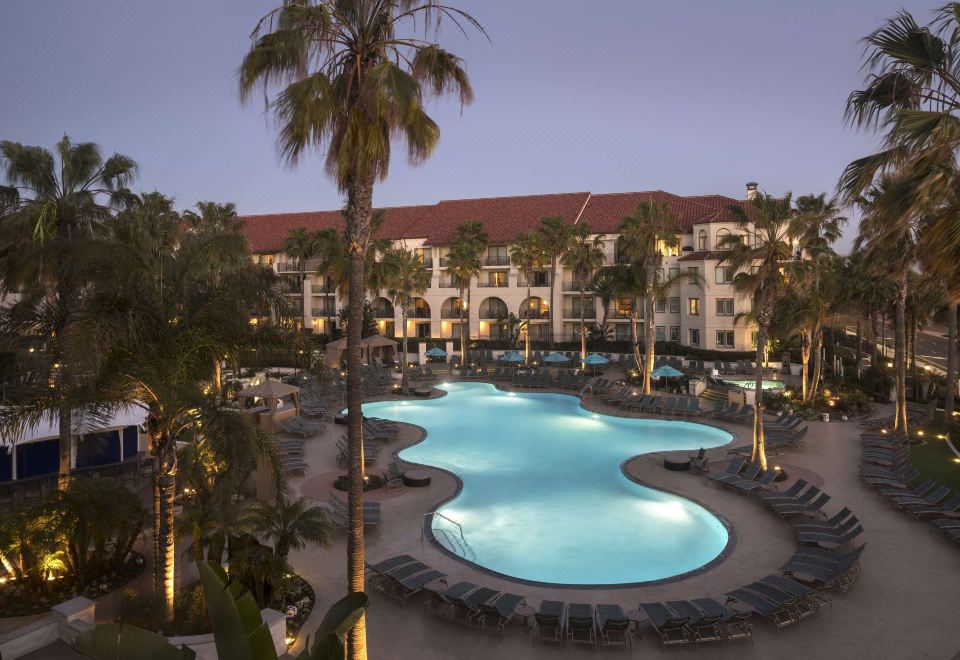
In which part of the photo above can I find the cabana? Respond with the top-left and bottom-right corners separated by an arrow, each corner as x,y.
325,335 -> 398,369
238,379 -> 301,432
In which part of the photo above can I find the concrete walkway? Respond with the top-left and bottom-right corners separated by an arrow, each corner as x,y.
283,385 -> 960,660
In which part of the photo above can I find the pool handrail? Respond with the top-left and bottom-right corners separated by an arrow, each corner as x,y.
424,511 -> 465,543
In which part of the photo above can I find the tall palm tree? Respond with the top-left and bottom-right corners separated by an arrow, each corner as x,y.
446,221 -> 487,362
590,267 -> 619,336
719,192 -> 794,471
64,196 -> 275,621
283,227 -> 321,332
246,495 -> 333,560
538,216 -> 571,346
561,225 -> 605,369
617,201 -> 685,394
510,231 -> 548,364
239,6 -> 483,649
0,137 -> 137,489
383,247 -> 430,391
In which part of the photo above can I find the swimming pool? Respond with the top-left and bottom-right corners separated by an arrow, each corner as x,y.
364,382 -> 733,586
722,379 -> 786,391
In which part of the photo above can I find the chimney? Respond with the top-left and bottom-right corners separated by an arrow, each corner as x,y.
745,182 -> 759,200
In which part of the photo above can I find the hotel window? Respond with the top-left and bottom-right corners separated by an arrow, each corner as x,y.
669,297 -> 680,314
688,297 -> 700,315
615,297 -> 632,319
697,230 -> 708,250
716,330 -> 735,348
670,326 -> 681,342
615,325 -> 631,341
715,266 -> 734,284
716,228 -> 732,249
655,299 -> 666,314
751,330 -> 759,347
686,266 -> 699,285
529,270 -> 549,287
487,246 -> 509,266
414,248 -> 432,266
689,329 -> 701,346
656,326 -> 666,342
489,271 -> 508,287
716,298 -> 734,316
668,266 -> 679,279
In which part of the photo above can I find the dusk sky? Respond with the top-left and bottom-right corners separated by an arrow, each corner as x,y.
1,1 -> 945,252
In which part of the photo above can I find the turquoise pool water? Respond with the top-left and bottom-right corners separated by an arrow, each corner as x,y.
364,382 -> 733,585
723,379 -> 786,391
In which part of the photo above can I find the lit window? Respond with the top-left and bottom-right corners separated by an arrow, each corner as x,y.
688,298 -> 700,315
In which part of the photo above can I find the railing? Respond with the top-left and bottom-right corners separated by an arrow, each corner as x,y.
484,255 -> 510,266
562,282 -> 589,292
517,275 -> 551,287
521,310 -> 550,320
477,280 -> 509,288
277,260 -> 320,273
371,308 -> 394,319
438,257 -> 451,267
418,259 -> 434,269
479,309 -> 507,320
563,309 -> 597,319
438,281 -> 459,288
311,307 -> 337,316
409,310 -> 431,319
422,511 -> 464,543
440,309 -> 464,319
311,284 -> 334,294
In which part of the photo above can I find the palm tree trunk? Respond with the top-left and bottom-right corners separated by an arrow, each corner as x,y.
810,325 -> 824,399
800,328 -> 811,403
300,266 -> 307,333
910,313 -> 918,401
868,311 -> 879,366
343,178 -> 372,660
881,313 -> 888,360
579,285 -> 587,369
894,275 -> 908,433
459,286 -> 467,368
153,430 -> 177,623
400,310 -> 409,391
57,399 -> 72,491
643,296 -> 655,395
549,256 -> 557,346
525,284 -> 531,365
947,302 -> 957,420
753,320 -> 768,470
855,318 -> 863,377
630,299 -> 642,387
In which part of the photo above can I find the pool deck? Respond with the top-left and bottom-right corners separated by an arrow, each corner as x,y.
282,377 -> 960,660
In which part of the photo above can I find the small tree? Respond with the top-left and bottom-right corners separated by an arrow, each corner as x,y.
510,231 -> 548,364
561,225 -> 606,368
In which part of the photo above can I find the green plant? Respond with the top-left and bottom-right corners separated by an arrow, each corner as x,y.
297,593 -> 370,660
74,623 -> 196,660
200,560 -> 279,660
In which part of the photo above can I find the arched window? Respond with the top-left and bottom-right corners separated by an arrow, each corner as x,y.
478,297 -> 508,319
520,296 -> 549,319
440,297 -> 465,319
716,228 -> 732,250
409,297 -> 431,318
371,297 -> 394,318
697,230 -> 708,251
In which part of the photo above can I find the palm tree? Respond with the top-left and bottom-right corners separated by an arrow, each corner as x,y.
383,247 -> 430,391
510,231 -> 548,364
239,5 -> 484,651
446,222 -> 487,363
246,495 -> 333,560
590,267 -> 619,336
283,227 -> 321,332
617,201 -> 686,394
561,225 -> 605,368
0,137 -> 137,489
538,216 -> 571,345
64,196 -> 276,621
719,192 -> 795,471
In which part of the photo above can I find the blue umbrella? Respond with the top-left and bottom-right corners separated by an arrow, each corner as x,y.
501,351 -> 524,363
583,353 -> 610,365
543,352 -> 570,363
425,347 -> 447,357
651,365 -> 684,378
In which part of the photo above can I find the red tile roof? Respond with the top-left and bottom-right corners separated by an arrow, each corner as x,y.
239,190 -> 751,253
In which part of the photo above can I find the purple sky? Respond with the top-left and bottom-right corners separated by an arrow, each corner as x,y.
0,1 -> 944,252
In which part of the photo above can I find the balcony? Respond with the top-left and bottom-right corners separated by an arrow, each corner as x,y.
371,306 -> 394,319
438,256 -> 451,268
418,259 -> 434,269
277,260 -> 319,273
484,255 -> 510,266
562,281 -> 590,292
408,309 -> 431,319
441,309 -> 465,319
479,309 -> 507,320
520,310 -> 551,320
311,307 -> 337,317
311,283 -> 334,294
438,281 -> 460,289
518,274 -> 551,288
477,279 -> 509,288
563,308 -> 597,319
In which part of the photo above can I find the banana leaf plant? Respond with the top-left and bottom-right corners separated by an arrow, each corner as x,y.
199,560 -> 279,660
73,622 -> 196,660
297,593 -> 369,660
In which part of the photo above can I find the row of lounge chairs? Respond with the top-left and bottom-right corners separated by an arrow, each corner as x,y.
860,399 -> 937,430
728,413 -> 808,457
702,463 -> 864,628
325,492 -> 382,528
405,365 -> 437,381
707,401 -> 755,424
860,429 -> 960,547
335,417 -> 400,468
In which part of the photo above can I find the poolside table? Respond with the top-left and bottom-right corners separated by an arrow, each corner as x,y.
515,603 -> 536,633
663,454 -> 692,471
626,609 -> 646,635
403,469 -> 432,487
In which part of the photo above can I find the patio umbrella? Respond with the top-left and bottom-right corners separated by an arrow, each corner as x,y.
425,347 -> 447,357
501,351 -> 524,363
583,353 -> 610,365
651,364 -> 685,391
543,352 -> 569,363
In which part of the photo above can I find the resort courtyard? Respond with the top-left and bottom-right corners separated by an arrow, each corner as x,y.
273,367 -> 960,660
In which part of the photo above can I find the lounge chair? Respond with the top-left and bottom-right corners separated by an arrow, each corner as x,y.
724,588 -> 796,630
533,600 -> 565,645
902,492 -> 960,518
392,568 -> 448,603
366,555 -> 418,586
638,602 -> 692,645
791,507 -> 854,532
689,598 -> 753,642
477,593 -> 525,638
595,604 -> 631,647
741,580 -> 817,621
371,561 -> 429,595
716,463 -> 761,487
566,603 -> 596,646
666,600 -> 723,643
877,477 -> 933,498
770,492 -> 832,517
757,482 -> 816,505
796,525 -> 864,548
706,458 -> 747,484
888,484 -> 951,508
448,586 -> 500,625
759,575 -> 831,612
423,581 -> 477,617
731,468 -> 779,493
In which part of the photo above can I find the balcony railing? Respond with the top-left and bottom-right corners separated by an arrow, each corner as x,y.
438,281 -> 459,288
484,255 -> 510,266
517,274 -> 551,287
520,310 -> 550,320
563,309 -> 597,319
562,281 -> 590,292
418,259 -> 434,269
371,307 -> 394,319
408,309 -> 431,319
441,309 -> 465,319
479,309 -> 507,320
477,280 -> 509,288
277,260 -> 320,273
311,284 -> 334,294
311,307 -> 337,317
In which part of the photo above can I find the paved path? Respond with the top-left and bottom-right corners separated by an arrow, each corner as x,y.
283,387 -> 960,660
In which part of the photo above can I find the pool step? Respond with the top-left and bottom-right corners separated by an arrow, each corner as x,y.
700,386 -> 728,402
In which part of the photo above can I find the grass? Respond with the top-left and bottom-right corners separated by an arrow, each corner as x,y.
911,412 -> 960,492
